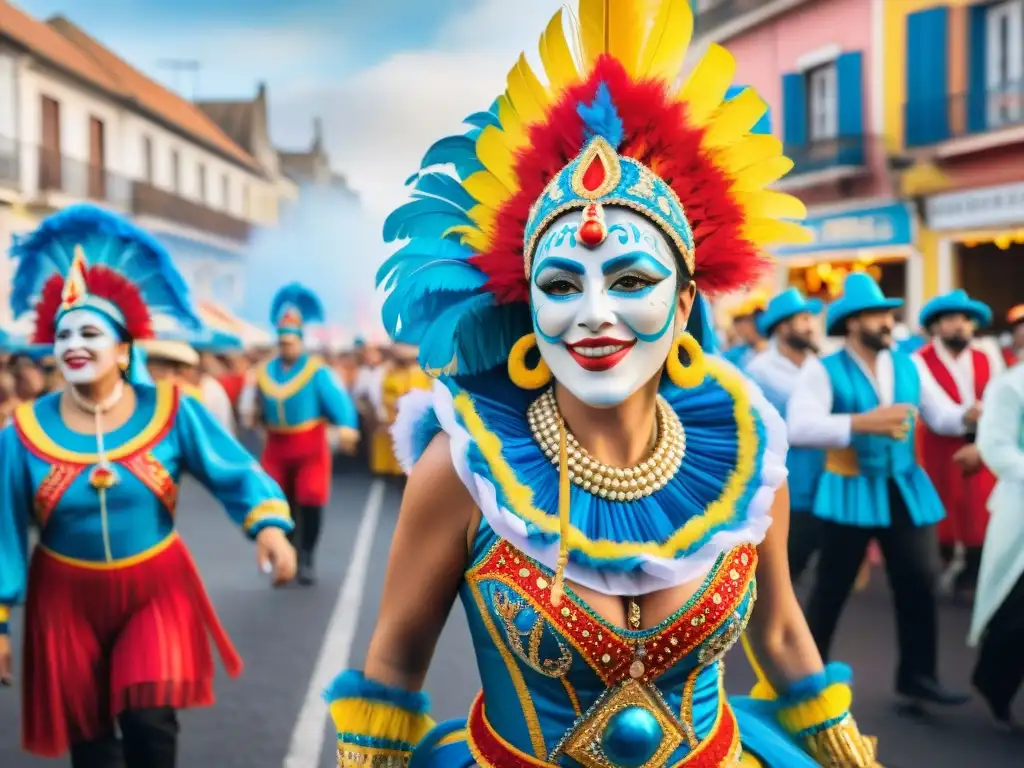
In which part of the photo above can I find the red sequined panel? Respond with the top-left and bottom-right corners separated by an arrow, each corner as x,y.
34,463 -> 85,526
120,452 -> 178,513
469,541 -> 757,686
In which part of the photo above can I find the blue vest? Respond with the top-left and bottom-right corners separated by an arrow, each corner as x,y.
752,373 -> 824,513
813,350 -> 945,528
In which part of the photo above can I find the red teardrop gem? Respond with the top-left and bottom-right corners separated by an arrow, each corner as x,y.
580,153 -> 607,192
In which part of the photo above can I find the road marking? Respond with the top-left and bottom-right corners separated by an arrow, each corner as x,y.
284,479 -> 386,768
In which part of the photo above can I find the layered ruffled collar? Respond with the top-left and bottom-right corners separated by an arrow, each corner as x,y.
393,357 -> 787,596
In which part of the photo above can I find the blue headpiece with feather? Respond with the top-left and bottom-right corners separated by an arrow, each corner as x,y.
271,283 -> 324,338
10,204 -> 200,342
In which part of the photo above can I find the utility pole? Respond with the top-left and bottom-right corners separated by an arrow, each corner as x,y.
156,59 -> 202,99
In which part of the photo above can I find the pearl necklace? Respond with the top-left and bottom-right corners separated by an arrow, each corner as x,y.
67,380 -> 125,415
526,389 -> 685,501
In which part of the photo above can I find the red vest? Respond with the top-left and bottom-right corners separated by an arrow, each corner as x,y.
915,343 -> 996,546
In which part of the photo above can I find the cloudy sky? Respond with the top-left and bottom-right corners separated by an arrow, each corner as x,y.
14,0 -> 568,331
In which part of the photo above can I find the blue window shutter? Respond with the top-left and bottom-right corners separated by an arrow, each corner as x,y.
782,73 -> 807,146
836,51 -> 865,165
905,7 -> 949,146
967,4 -> 988,132
726,84 -> 772,134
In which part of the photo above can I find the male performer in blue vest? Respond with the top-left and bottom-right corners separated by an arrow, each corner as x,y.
788,273 -> 975,708
257,283 -> 360,585
746,287 -> 826,584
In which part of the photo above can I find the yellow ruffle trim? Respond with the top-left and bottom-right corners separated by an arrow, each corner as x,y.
330,697 -> 436,747
777,683 -> 853,735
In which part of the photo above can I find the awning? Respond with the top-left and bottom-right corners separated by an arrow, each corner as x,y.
196,301 -> 272,347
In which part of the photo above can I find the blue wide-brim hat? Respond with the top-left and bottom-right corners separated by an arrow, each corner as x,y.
757,287 -> 823,337
825,272 -> 903,335
918,289 -> 992,329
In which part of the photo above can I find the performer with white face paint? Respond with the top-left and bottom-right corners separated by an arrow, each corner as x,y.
324,2 -> 882,766
0,205 -> 296,768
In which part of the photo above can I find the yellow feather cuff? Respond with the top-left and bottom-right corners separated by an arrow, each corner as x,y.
776,683 -> 853,735
0,604 -> 10,624
331,697 -> 436,767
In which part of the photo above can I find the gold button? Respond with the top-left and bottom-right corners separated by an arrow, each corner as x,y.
561,607 -> 570,617
629,660 -> 645,679
519,568 -> 530,577
712,593 -> 723,605
729,569 -> 740,580
601,653 -> 612,664
536,577 -> 549,590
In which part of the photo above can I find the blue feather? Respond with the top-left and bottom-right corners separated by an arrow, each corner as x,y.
404,171 -> 420,186
9,204 -> 200,329
419,135 -> 484,178
270,283 -> 325,326
577,82 -> 625,149
412,172 -> 478,211
375,238 -> 474,290
382,198 -> 472,242
463,110 -> 501,129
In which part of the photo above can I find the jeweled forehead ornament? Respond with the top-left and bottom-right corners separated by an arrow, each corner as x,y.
523,136 -> 696,277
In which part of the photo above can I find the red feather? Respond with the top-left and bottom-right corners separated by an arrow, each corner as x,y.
32,266 -> 153,343
469,56 -> 771,304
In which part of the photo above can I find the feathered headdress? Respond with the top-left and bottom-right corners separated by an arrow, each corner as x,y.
270,282 -> 324,337
11,204 -> 200,344
377,0 -> 809,376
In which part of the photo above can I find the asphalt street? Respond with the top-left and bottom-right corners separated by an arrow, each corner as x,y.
0,466 -> 1020,767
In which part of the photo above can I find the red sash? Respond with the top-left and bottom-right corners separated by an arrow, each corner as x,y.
915,343 -> 995,546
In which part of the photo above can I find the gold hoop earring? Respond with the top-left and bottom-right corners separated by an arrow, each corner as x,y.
118,358 -> 129,371
508,333 -> 551,389
666,332 -> 706,389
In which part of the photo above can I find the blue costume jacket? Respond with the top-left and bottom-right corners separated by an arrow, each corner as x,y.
0,382 -> 292,615
256,354 -> 357,432
812,350 -> 945,528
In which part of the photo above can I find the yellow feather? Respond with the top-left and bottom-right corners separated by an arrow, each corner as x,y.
638,0 -> 693,82
741,219 -> 814,246
702,89 -> 769,149
577,0 -> 607,69
606,0 -> 649,76
463,171 -> 510,209
539,9 -> 580,93
444,225 -> 492,253
496,94 -> 527,153
715,135 -> 784,176
730,157 -> 794,192
475,126 -> 519,193
678,43 -> 735,127
468,204 -> 496,234
506,54 -> 549,126
732,191 -> 807,221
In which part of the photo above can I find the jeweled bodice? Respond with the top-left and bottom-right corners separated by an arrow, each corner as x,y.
461,524 -> 756,766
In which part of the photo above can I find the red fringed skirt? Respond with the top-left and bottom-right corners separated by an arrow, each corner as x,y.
21,533 -> 243,757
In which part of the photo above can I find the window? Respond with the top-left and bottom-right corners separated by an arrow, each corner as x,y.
197,163 -> 207,202
242,182 -> 251,217
0,53 -> 15,144
221,173 -> 230,209
806,63 -> 838,141
141,136 -> 153,182
87,116 -> 105,200
986,0 -> 1024,126
170,149 -> 180,192
39,96 -> 61,191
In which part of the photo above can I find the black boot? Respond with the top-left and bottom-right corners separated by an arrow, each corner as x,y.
297,505 -> 322,586
118,707 -> 179,768
297,549 -> 317,586
70,734 -> 124,768
896,675 -> 970,707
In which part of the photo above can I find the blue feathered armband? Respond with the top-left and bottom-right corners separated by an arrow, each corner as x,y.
325,670 -> 435,767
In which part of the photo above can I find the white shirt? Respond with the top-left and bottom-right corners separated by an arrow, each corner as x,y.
787,347 -> 969,449
237,381 -> 258,427
199,375 -> 235,434
354,365 -> 384,410
746,345 -> 811,403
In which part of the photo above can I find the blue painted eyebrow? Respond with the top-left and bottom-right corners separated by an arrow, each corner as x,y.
601,252 -> 672,278
534,256 -> 585,276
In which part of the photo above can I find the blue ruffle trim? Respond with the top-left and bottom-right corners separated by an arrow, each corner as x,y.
323,670 -> 431,714
449,365 -> 767,574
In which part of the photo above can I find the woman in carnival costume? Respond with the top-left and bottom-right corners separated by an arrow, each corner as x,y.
0,204 -> 296,768
326,2 -> 881,766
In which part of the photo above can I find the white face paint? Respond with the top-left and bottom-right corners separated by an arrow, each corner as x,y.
530,207 -> 685,408
54,309 -> 122,385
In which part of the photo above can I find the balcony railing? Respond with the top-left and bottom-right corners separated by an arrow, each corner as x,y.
905,84 -> 1024,148
693,0 -> 768,37
0,136 -> 18,191
784,135 -> 866,176
35,146 -> 132,208
131,181 -> 251,243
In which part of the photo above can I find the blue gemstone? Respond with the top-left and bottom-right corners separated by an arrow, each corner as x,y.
600,705 -> 663,767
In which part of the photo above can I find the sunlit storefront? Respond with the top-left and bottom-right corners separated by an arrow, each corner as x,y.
772,201 -> 923,335
925,182 -> 1024,333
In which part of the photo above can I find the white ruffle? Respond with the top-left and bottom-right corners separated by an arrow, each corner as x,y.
392,374 -> 789,596
389,387 -> 437,475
